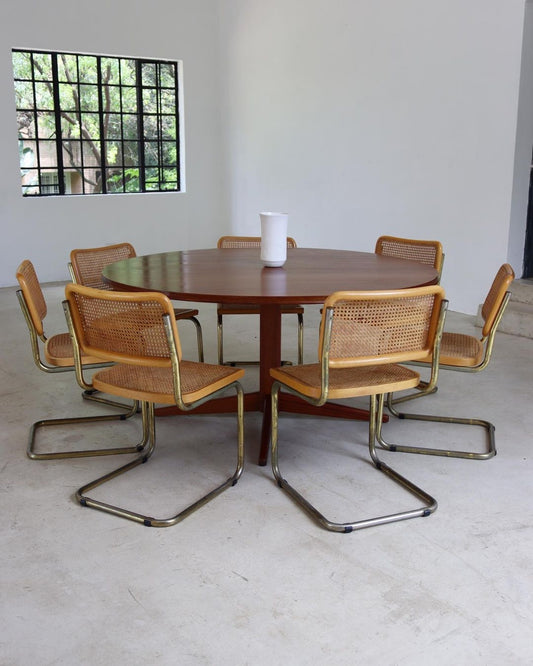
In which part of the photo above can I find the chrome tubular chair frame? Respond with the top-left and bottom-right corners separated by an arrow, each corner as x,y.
69,243 -> 204,362
384,265 -> 514,460
270,288 -> 447,533
216,236 -> 303,366
16,261 -> 139,461
64,286 -> 245,527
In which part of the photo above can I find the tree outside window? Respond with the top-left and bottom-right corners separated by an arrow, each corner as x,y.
12,49 -> 182,196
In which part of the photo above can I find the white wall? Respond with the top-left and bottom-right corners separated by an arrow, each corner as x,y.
509,0 -> 533,271
217,0 -> 529,313
0,0 -> 228,285
1,0 -> 531,315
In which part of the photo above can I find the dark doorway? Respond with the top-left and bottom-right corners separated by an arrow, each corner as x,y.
523,150 -> 533,278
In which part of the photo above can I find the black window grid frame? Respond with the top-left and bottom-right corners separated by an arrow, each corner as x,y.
12,49 -> 181,196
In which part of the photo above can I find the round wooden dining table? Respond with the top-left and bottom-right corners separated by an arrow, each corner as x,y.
103,247 -> 439,465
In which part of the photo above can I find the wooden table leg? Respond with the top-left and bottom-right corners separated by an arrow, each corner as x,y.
257,304 -> 282,466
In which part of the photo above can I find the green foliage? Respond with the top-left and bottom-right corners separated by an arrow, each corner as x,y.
12,50 -> 179,195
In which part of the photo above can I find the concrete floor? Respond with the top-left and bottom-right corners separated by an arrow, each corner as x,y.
1,282 -> 532,665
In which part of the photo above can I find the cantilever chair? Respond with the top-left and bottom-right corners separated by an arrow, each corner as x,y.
64,284 -> 245,527
386,263 -> 515,460
16,259 -> 139,460
216,236 -> 304,365
69,242 -> 204,362
270,285 -> 447,533
375,235 -> 445,282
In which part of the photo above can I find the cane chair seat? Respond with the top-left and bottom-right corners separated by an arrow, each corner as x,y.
16,259 -> 139,460
438,332 -> 484,367
43,331 -> 103,366
375,235 -> 444,281
216,235 -> 304,365
270,286 -> 447,533
386,263 -> 515,460
69,243 -> 204,361
271,363 -> 420,400
64,284 -> 245,528
94,361 -> 243,405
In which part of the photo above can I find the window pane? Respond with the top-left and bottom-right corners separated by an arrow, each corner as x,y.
82,141 -> 101,167
22,168 -> 39,195
59,83 -> 77,111
142,88 -> 158,114
32,53 -> 52,81
12,51 -> 32,80
34,82 -> 54,110
122,141 -> 139,164
14,80 -> 34,109
106,114 -> 123,139
141,62 -> 156,86
78,56 -> 98,83
122,115 -> 138,140
58,54 -> 79,82
121,87 -> 137,113
107,170 -> 125,193
161,89 -> 176,114
80,113 -> 100,140
63,140 -> 81,166
161,116 -> 176,140
120,60 -> 137,86
143,115 -> 159,140
144,141 -> 159,167
80,167 -> 101,193
102,57 -> 119,83
79,84 -> 99,112
61,116 -> 80,140
159,63 -> 176,88
161,141 -> 177,166
17,113 -> 36,139
37,112 -> 56,139
125,168 -> 140,192
162,167 -> 178,186
105,141 -> 122,166
19,140 -> 37,167
104,85 -> 122,112
145,167 -> 159,183
40,170 -> 60,194
39,140 -> 58,167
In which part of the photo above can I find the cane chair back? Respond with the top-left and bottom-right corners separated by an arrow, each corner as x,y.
217,236 -> 298,250
15,260 -> 138,460
216,235 -> 304,365
64,284 -> 245,527
69,243 -> 136,288
69,243 -> 204,361
387,263 -> 515,460
375,235 -> 444,282
270,286 -> 447,533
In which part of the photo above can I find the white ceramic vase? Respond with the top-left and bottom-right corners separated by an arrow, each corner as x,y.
260,212 -> 288,267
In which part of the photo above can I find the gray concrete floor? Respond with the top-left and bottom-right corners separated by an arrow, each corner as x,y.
1,282 -> 532,665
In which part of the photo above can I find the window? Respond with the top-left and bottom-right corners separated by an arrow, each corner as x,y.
12,49 -> 182,196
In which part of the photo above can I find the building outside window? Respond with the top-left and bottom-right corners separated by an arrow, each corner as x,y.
12,49 -> 182,196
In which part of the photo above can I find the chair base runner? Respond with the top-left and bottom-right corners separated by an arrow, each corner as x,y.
76,390 -> 245,527
384,394 -> 496,460
271,390 -> 438,533
27,400 -> 141,460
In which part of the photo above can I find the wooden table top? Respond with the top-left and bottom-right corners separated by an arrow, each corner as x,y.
102,247 -> 439,304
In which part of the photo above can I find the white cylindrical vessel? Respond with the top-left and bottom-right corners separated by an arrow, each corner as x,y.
260,212 -> 288,267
